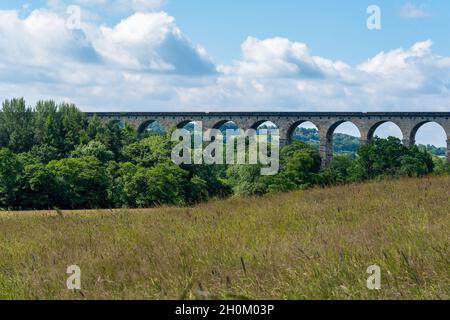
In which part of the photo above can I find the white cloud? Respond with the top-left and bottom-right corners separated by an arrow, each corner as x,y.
0,9 -> 449,114
91,12 -> 215,74
218,37 -> 346,78
0,10 -> 99,67
400,3 -> 432,19
180,38 -> 450,111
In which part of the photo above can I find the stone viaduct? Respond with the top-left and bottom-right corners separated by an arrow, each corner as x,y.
85,112 -> 450,166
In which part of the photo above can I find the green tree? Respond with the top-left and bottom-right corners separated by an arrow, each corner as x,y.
71,141 -> 114,163
0,98 -> 35,153
226,164 -> 269,196
29,144 -> 60,164
122,135 -> 172,167
0,149 -> 23,209
319,154 -> 356,186
47,156 -> 108,209
354,137 -> 434,180
269,142 -> 321,191
114,163 -> 189,208
95,121 -> 137,160
20,163 -> 57,209
59,103 -> 88,154
33,101 -> 64,151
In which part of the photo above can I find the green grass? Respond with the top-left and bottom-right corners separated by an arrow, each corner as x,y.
0,176 -> 449,300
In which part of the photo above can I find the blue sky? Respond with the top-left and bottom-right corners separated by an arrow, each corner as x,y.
0,0 -> 449,146
164,0 -> 450,65
7,0 -> 450,65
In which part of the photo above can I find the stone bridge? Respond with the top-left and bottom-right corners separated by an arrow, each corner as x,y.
86,112 -> 450,165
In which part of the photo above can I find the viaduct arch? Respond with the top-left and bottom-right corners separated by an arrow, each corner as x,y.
86,112 -> 450,166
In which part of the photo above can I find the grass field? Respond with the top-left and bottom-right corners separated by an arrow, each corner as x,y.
0,176 -> 449,300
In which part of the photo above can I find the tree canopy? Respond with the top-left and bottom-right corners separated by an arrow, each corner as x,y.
0,98 -> 446,210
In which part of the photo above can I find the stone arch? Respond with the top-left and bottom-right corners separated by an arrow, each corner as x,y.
368,121 -> 404,142
331,121 -> 362,155
138,120 -> 167,135
288,120 -> 320,145
322,120 -> 362,166
409,121 -> 447,144
212,120 -> 240,130
177,120 -> 199,129
109,119 -> 126,129
250,120 -> 279,130
209,120 -> 241,142
326,120 -> 361,141
411,121 -> 448,158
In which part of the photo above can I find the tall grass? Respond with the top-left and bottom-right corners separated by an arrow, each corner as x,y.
0,176 -> 449,300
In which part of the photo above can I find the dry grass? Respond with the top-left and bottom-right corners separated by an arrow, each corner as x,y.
0,176 -> 449,300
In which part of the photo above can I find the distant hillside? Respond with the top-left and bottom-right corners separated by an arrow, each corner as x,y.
291,127 -> 360,155
205,124 -> 445,156
292,127 -> 446,156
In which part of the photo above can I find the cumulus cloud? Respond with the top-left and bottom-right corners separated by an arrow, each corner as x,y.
0,9 -> 216,109
91,12 -> 215,74
0,9 -> 449,113
180,38 -> 450,111
0,10 -> 99,67
219,37 -> 333,78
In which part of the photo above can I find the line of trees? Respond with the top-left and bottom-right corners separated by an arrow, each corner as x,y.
0,98 -> 448,210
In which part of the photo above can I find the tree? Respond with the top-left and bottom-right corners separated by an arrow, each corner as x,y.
0,148 -> 23,209
226,164 -> 269,196
47,156 -> 109,209
106,162 -> 138,208
95,121 -> 137,160
111,162 -> 189,208
0,98 -> 35,153
122,135 -> 172,167
433,157 -> 450,175
271,142 -> 321,190
354,137 -> 434,180
29,144 -> 61,164
58,103 -> 89,155
33,100 -> 64,152
71,141 -> 114,163
20,163 -> 58,209
319,154 -> 356,186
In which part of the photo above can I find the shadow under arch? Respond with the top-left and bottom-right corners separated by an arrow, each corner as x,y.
212,120 -> 237,130
250,120 -> 279,130
138,120 -> 166,135
209,120 -> 241,143
177,120 -> 201,129
108,119 -> 125,129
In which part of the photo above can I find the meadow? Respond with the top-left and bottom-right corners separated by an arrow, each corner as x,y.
0,176 -> 449,300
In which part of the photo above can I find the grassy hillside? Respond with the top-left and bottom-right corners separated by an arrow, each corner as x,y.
0,176 -> 449,300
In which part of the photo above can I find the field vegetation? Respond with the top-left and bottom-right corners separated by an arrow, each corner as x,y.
0,176 -> 448,300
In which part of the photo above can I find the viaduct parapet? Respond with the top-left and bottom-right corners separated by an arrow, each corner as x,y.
85,112 -> 450,166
